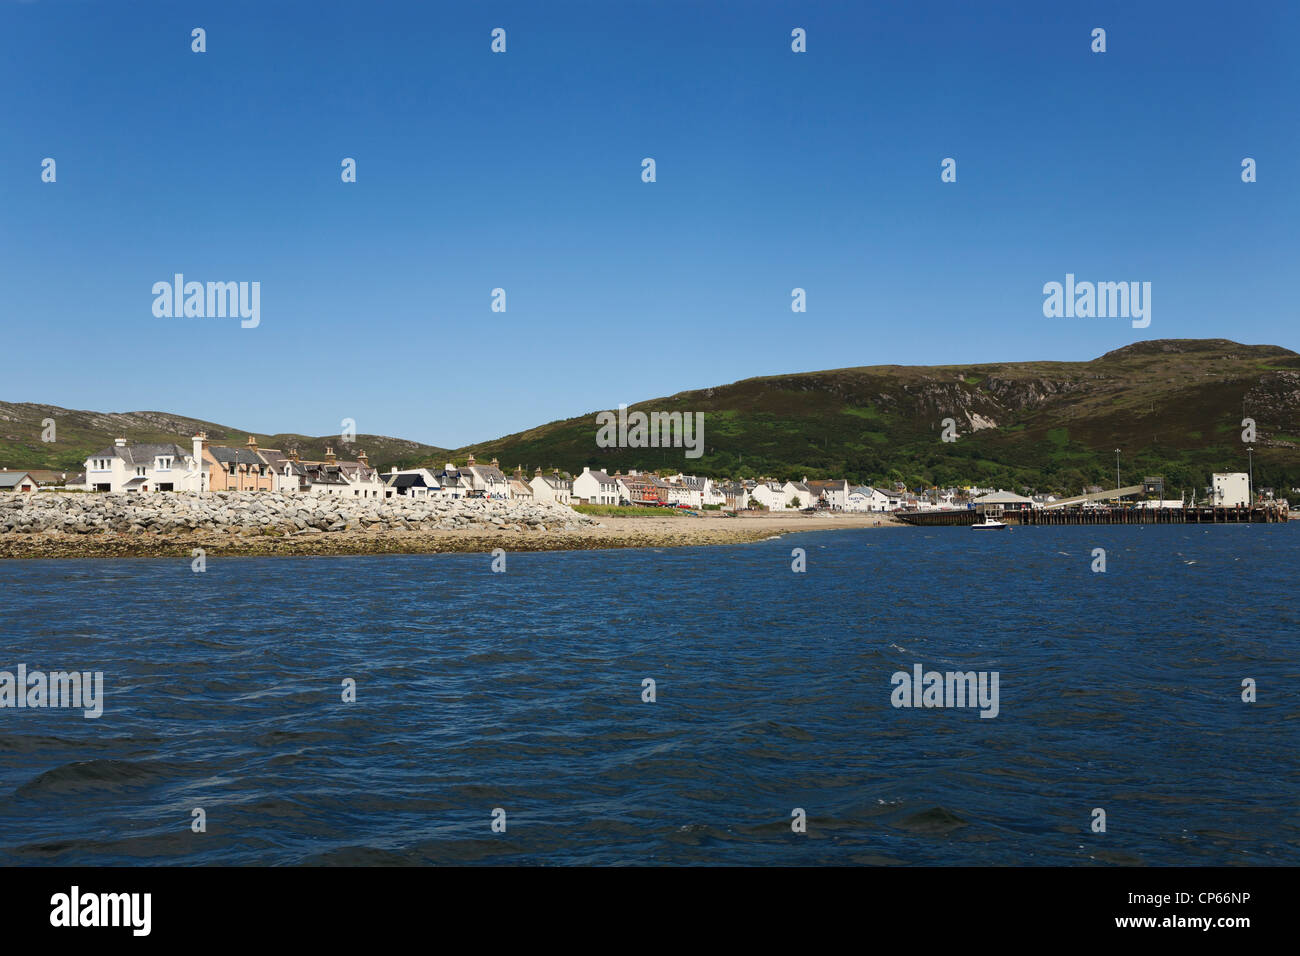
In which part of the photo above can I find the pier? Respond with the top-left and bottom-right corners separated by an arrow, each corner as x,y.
895,505 -> 1288,526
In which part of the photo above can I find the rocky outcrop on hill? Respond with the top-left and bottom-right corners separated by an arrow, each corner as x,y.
0,492 -> 594,537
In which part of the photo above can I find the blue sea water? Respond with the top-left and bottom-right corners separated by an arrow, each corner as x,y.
0,524 -> 1296,865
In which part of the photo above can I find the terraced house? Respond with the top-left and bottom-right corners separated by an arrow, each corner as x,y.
529,468 -> 572,505
205,436 -> 277,492
463,454 -> 511,499
572,467 -> 618,505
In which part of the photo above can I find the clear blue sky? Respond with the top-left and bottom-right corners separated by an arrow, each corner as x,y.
2,0 -> 1296,448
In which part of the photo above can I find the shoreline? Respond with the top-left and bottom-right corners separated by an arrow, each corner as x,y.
0,512 -> 904,560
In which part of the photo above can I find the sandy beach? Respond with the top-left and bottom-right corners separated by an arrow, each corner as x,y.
0,510 -> 904,560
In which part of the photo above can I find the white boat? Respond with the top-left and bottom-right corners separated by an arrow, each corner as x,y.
972,515 -> 1007,530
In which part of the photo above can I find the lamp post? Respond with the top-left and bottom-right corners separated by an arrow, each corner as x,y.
1247,446 -> 1254,506
1114,448 -> 1121,505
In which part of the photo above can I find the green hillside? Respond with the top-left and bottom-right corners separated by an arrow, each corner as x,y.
441,339 -> 1300,496
8,340 -> 1299,497
0,404 -> 447,474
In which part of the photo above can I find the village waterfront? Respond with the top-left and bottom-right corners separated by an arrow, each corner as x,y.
0,523 -> 1295,865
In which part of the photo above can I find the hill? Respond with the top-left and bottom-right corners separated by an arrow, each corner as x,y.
9,339 -> 1300,496
441,339 -> 1300,496
0,403 -> 447,474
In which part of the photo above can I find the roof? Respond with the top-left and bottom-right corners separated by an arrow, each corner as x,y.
0,472 -> 35,488
583,470 -> 615,484
209,446 -> 264,465
387,474 -> 427,489
972,490 -> 1035,504
807,479 -> 847,490
89,442 -> 190,465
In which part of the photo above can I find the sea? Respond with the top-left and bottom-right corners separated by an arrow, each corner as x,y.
0,524 -> 1296,865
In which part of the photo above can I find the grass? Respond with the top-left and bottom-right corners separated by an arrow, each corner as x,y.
572,504 -> 683,517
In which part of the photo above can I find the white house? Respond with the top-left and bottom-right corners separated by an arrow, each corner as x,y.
846,485 -> 891,512
750,481 -> 788,510
530,469 -> 572,505
464,455 -> 511,499
702,480 -> 727,508
782,479 -> 814,509
808,479 -> 850,510
435,465 -> 469,500
83,438 -> 206,493
338,453 -> 385,499
666,476 -> 708,509
384,467 -> 440,499
573,467 -> 618,505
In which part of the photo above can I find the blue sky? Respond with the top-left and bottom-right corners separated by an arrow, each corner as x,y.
2,0 -> 1296,448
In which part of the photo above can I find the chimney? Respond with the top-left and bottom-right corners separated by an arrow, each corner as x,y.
445,462 -> 455,472
582,466 -> 591,475
490,457 -> 499,469
358,451 -> 369,467
290,448 -> 300,463
192,432 -> 205,464
114,437 -> 127,447
534,466 -> 542,476
246,435 -> 258,452
466,454 -> 476,467
325,447 -> 337,464
514,465 -> 523,479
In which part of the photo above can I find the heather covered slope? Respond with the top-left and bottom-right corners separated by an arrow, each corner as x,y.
444,340 -> 1300,495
